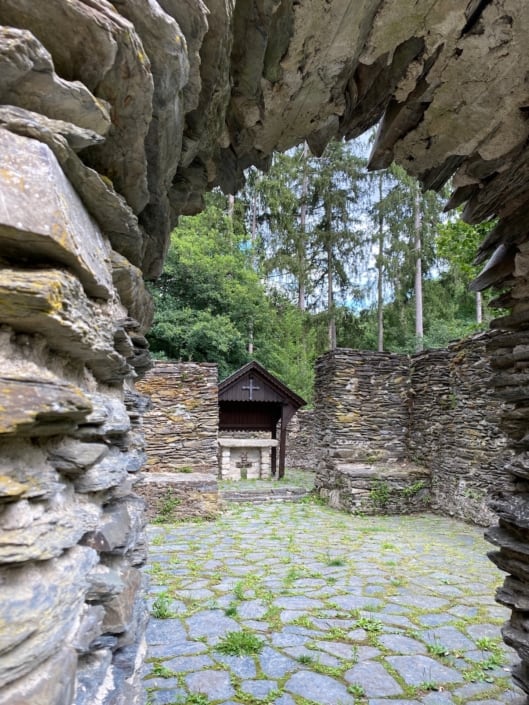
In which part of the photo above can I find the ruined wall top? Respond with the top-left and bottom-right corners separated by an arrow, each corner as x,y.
1,1 -> 528,282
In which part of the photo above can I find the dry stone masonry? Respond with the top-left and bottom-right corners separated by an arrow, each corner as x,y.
136,362 -> 218,474
285,409 -> 317,472
314,334 -> 512,524
135,362 -> 220,522
314,348 -> 430,516
2,0 -> 529,702
409,333 -> 514,525
0,154 -> 152,704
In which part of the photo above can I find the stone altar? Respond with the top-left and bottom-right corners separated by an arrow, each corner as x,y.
218,438 -> 278,481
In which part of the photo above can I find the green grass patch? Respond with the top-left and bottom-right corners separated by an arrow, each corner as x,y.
216,630 -> 265,656
151,593 -> 173,619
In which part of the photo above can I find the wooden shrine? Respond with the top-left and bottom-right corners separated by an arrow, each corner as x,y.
218,361 -> 306,479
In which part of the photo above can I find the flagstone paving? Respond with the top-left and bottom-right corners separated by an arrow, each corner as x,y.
143,501 -> 524,705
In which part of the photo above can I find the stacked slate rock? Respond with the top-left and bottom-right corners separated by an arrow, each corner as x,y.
135,362 -> 220,521
485,322 -> 529,697
312,350 -> 428,515
285,410 -> 317,471
0,277 -> 151,703
314,349 -> 411,468
0,9 -> 156,704
313,336 -> 512,524
136,362 -> 219,473
409,333 -> 513,525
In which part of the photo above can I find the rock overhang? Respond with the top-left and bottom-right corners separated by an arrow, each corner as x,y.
1,1 -> 528,282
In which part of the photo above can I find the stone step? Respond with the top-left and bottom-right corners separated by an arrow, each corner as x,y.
220,486 -> 310,504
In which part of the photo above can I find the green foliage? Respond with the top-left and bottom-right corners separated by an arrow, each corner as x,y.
224,602 -> 238,617
297,654 -> 315,665
179,694 -> 210,705
151,593 -> 173,619
356,616 -> 383,633
152,493 -> 181,524
150,660 -> 175,678
326,557 -> 346,567
216,630 -> 265,656
401,480 -> 427,497
369,481 -> 390,507
437,217 -> 495,280
347,683 -> 366,698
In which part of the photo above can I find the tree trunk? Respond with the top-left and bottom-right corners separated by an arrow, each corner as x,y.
377,173 -> 384,352
227,193 -> 235,218
327,237 -> 336,350
251,191 -> 257,244
298,143 -> 309,311
414,184 -> 424,352
476,291 -> 483,324
248,321 -> 254,354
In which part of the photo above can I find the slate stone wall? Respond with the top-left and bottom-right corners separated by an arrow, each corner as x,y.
285,410 -> 317,471
313,349 -> 411,469
313,334 -> 513,524
409,333 -> 513,525
136,362 -> 219,474
134,362 -> 220,523
0,114 -> 152,705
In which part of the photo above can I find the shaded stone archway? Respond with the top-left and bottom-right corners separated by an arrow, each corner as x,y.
2,2 -> 529,702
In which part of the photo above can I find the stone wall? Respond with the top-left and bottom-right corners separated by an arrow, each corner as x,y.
285,410 -> 318,471
0,133 -> 152,703
138,473 -> 219,523
314,334 -> 513,524
409,333 -> 514,525
314,349 -> 410,469
136,362 -> 218,474
134,362 -> 220,523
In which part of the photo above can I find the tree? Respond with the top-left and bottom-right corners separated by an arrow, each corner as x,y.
149,307 -> 248,379
437,217 -> 496,325
368,164 -> 446,351
257,139 -> 368,350
148,194 -> 269,377
147,191 -> 319,398
251,145 -> 313,310
308,139 -> 367,349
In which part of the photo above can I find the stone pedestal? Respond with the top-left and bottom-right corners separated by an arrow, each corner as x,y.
218,438 -> 279,480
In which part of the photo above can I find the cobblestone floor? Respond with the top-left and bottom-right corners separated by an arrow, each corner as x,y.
143,502 -> 524,705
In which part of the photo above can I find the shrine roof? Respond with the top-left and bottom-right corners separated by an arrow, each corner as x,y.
218,361 -> 306,409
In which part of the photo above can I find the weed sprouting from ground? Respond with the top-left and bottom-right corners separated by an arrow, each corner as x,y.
151,593 -> 173,619
216,630 -> 265,656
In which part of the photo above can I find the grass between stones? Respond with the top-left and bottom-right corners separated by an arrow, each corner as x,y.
216,630 -> 265,656
144,503 -> 519,705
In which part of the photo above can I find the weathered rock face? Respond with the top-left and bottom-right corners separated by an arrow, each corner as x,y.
2,0 -> 529,701
0,16 -> 154,700
2,2 -> 527,279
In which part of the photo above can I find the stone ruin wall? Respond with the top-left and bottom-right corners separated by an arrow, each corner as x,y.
134,362 -> 219,522
285,409 -> 317,472
313,333 -> 513,524
136,362 -> 218,474
314,348 -> 411,467
0,5 -> 160,703
409,333 -> 514,525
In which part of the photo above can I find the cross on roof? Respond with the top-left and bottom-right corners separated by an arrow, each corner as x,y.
241,376 -> 260,400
